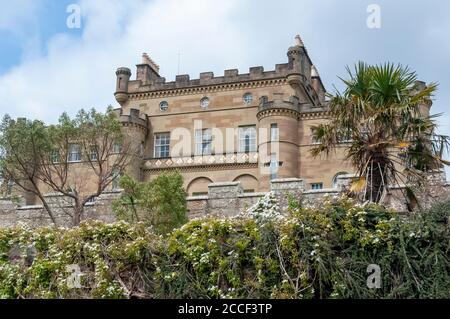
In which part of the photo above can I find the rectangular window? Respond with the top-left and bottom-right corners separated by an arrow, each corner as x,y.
311,128 -> 320,144
270,123 -> 279,142
68,144 -> 81,162
50,150 -> 60,164
113,142 -> 123,154
90,146 -> 98,161
311,183 -> 323,190
238,125 -> 256,153
195,129 -> 212,155
154,133 -> 170,158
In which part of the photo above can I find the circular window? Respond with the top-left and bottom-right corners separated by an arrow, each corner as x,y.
159,101 -> 168,111
200,97 -> 210,109
243,93 -> 253,105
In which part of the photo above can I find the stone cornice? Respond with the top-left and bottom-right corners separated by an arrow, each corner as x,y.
128,78 -> 287,100
298,109 -> 330,119
257,108 -> 300,121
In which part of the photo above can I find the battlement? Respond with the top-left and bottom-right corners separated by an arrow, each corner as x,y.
115,108 -> 148,129
126,63 -> 291,94
114,35 -> 327,106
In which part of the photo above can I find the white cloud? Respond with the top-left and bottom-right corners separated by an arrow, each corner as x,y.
0,0 -> 449,178
0,0 -> 42,33
0,0 -> 243,122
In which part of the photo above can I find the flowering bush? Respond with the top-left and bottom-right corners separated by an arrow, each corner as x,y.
0,195 -> 448,299
244,192 -> 285,225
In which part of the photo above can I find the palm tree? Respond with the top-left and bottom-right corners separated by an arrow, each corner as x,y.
312,62 -> 450,206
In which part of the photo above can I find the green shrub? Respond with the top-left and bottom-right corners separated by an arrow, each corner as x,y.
0,195 -> 448,299
112,172 -> 188,234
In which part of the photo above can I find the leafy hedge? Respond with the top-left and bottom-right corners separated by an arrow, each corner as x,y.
0,195 -> 449,299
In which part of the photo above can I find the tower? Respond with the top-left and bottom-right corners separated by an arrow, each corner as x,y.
286,35 -> 311,89
257,93 -> 300,191
114,67 -> 131,106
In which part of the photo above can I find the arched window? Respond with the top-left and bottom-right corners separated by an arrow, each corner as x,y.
332,172 -> 349,189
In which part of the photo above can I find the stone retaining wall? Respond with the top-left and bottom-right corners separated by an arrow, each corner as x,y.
1,178 -> 449,228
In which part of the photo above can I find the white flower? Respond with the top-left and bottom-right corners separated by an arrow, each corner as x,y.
244,192 -> 285,224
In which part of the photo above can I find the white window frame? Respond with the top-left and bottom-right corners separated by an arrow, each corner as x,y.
90,146 -> 98,161
195,128 -> 212,155
238,125 -> 256,153
68,144 -> 81,163
50,150 -> 60,164
311,183 -> 323,190
154,132 -> 170,158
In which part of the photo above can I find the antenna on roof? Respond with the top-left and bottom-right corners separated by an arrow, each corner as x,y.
177,51 -> 181,75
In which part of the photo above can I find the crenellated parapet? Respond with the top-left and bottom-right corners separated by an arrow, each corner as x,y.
116,108 -> 149,133
257,93 -> 300,120
114,35 -> 327,107
127,64 -> 290,95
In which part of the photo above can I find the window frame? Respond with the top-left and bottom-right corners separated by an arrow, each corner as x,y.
67,144 -> 82,163
238,125 -> 257,153
50,149 -> 60,164
311,182 -> 324,190
154,132 -> 171,158
195,128 -> 212,156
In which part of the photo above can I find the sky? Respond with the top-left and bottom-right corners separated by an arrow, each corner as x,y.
0,0 -> 449,178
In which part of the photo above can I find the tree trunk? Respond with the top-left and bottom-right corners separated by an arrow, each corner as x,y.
37,192 -> 57,225
365,160 -> 387,203
72,202 -> 83,226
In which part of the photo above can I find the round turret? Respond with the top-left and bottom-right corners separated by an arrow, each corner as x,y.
115,67 -> 132,106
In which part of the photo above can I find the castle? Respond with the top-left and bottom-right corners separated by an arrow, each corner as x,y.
114,35 -> 354,196
2,35 -> 448,226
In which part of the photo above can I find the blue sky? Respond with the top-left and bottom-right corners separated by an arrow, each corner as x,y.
0,0 -> 449,178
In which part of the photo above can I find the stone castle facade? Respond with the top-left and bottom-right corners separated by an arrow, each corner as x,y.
2,35 -> 449,227
114,35 -> 354,196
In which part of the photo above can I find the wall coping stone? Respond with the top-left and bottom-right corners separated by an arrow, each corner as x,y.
304,188 -> 338,194
17,205 -> 44,211
238,192 -> 266,198
271,178 -> 304,183
208,182 -> 241,188
187,196 -> 209,201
